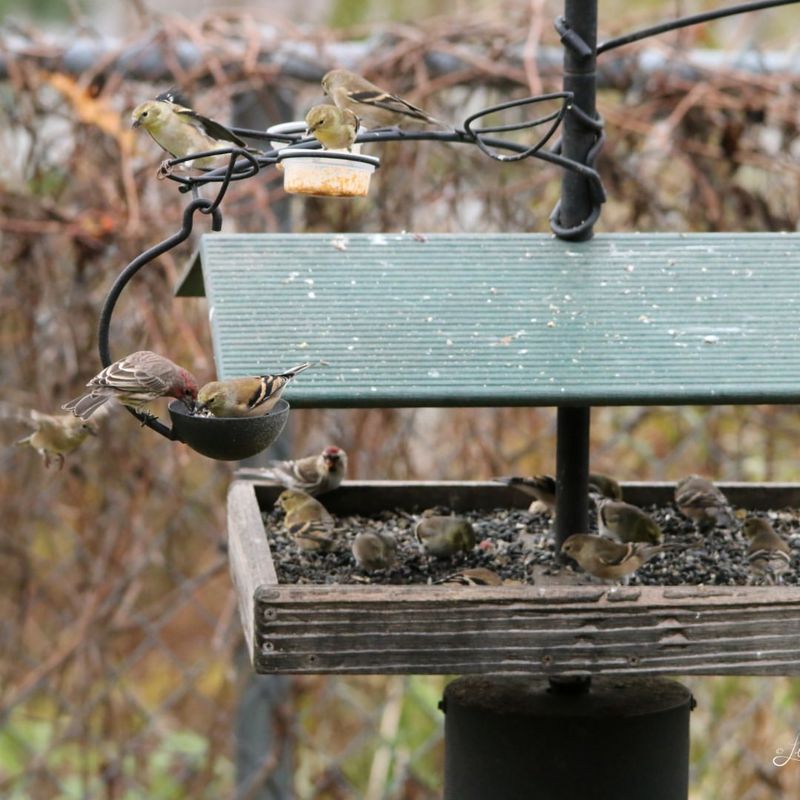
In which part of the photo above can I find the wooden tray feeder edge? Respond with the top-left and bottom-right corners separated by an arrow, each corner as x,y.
228,478 -> 800,676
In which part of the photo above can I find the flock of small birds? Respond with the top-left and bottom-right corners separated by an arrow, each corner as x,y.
5,72 -> 799,593
259,450 -> 799,588
130,68 -> 444,178
3,70 -> 445,468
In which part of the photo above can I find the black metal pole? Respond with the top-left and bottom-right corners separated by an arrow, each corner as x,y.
555,406 -> 591,547
553,0 -> 599,554
443,676 -> 693,800
230,86 -> 295,800
557,0 -> 599,236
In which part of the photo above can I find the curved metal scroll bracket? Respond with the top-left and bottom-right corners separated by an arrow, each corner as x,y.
96,198 -> 223,441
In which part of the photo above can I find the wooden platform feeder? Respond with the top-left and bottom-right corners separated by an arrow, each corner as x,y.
177,231 -> 800,678
228,478 -> 800,676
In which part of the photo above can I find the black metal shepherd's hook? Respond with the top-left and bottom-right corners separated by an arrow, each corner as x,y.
97,198 -> 223,441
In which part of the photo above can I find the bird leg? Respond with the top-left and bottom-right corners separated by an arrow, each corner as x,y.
157,160 -> 174,180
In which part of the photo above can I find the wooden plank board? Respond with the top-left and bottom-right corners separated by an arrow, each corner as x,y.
226,479 -> 800,675
254,584 -> 800,675
227,480 -> 278,658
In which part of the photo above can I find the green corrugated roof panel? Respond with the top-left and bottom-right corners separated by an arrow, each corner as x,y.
192,232 -> 800,407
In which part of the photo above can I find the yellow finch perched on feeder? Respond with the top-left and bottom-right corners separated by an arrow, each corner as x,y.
674,475 -> 736,531
305,104 -> 359,151
742,516 -> 792,585
561,534 -> 662,584
415,513 -> 476,559
322,69 -> 440,130
275,489 -> 336,552
131,90 -> 249,171
196,363 -> 312,418
595,497 -> 663,545
0,402 -> 105,469
263,446 -> 347,496
352,530 -> 398,571
63,351 -> 198,420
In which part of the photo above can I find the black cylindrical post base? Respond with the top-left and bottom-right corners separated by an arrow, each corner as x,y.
443,676 -> 692,800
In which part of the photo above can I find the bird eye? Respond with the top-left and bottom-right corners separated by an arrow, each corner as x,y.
142,111 -> 148,117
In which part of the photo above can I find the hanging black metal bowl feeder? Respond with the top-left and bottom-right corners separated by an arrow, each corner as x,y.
168,399 -> 290,461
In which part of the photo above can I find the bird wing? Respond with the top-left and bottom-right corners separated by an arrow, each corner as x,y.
0,401 -> 40,428
676,477 -> 726,508
748,547 -> 791,565
89,357 -> 169,394
174,107 -> 246,147
595,539 -> 633,566
349,89 -> 435,124
266,456 -> 320,491
246,376 -> 282,411
155,87 -> 192,107
248,364 -> 312,412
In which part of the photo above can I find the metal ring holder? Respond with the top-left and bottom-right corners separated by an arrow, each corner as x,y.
97,196 -> 289,460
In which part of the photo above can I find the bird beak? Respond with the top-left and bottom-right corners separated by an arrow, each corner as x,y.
131,118 -> 141,129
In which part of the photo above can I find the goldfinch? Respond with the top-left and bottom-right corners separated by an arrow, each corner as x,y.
196,363 -> 312,418
415,513 -> 475,558
595,498 -> 663,545
561,534 -> 662,583
263,446 -> 347,496
1,402 -> 105,469
275,489 -> 335,552
322,69 -> 440,130
742,516 -> 792,585
305,104 -> 359,150
675,475 -> 736,531
131,90 -> 248,171
588,472 -> 623,501
436,567 -> 503,586
352,530 -> 397,571
63,350 -> 198,420
496,472 -> 622,515
496,475 -> 557,514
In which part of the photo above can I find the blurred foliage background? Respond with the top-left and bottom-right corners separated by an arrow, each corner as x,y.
1,0 -> 800,797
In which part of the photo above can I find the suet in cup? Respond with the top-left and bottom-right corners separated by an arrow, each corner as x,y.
278,149 -> 379,198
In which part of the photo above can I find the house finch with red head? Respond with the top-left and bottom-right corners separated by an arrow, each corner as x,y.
63,351 -> 198,420
263,446 -> 347,496
196,363 -> 312,418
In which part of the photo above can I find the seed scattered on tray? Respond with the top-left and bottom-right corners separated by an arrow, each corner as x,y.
261,504 -> 800,587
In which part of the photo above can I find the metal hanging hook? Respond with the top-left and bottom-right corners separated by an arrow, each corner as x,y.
96,198 -> 223,441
